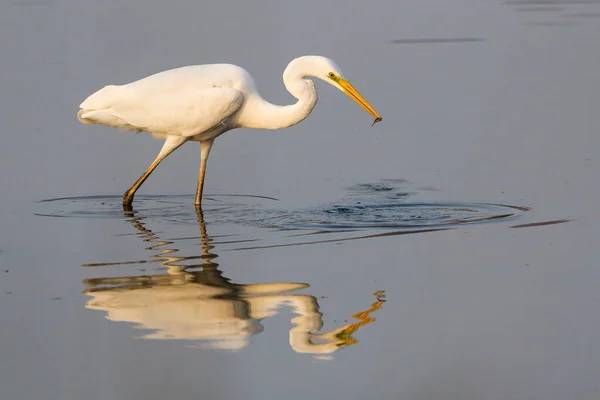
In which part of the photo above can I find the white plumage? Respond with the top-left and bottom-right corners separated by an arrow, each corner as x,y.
78,55 -> 381,207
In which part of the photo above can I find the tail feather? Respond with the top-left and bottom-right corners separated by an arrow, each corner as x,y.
78,84 -> 142,132
77,109 -> 96,125
78,109 -> 142,132
79,85 -> 127,109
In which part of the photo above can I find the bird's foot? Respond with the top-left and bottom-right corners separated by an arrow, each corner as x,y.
123,192 -> 134,207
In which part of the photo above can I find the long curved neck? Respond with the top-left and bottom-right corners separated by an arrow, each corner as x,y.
242,61 -> 318,130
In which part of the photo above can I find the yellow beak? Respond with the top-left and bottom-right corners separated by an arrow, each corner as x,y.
335,77 -> 382,126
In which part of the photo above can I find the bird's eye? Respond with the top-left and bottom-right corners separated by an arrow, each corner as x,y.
328,72 -> 335,78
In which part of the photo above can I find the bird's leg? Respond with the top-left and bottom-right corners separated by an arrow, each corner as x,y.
195,139 -> 215,206
123,136 -> 188,206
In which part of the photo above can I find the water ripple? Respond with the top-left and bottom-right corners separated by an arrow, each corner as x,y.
36,182 -> 531,231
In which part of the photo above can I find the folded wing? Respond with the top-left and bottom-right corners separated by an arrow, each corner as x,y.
78,85 -> 244,137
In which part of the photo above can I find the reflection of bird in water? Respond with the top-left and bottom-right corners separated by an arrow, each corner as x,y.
83,208 -> 385,354
77,56 -> 382,207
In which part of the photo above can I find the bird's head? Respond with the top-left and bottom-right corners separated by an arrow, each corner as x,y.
288,55 -> 382,126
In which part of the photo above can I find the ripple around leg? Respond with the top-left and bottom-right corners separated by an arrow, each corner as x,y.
35,191 -> 531,231
34,181 -> 575,252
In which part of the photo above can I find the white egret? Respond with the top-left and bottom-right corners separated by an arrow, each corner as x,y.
78,55 -> 382,207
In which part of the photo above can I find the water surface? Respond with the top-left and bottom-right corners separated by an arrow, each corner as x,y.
1,0 -> 599,399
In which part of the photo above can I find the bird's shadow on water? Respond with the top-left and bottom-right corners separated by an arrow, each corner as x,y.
78,207 -> 387,356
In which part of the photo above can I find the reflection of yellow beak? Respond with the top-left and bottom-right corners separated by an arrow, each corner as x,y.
331,75 -> 382,126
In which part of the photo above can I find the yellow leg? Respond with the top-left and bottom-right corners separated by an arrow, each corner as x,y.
195,139 -> 214,206
123,136 -> 188,206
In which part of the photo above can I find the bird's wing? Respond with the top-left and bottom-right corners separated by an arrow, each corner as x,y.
79,87 -> 243,137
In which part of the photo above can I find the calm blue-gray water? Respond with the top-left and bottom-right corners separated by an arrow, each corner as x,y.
1,1 -> 599,399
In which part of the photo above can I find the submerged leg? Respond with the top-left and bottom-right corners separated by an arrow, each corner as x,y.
123,135 -> 188,206
195,139 -> 215,206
